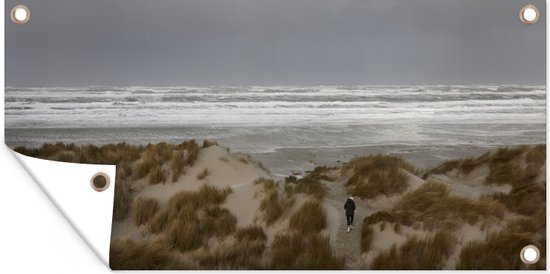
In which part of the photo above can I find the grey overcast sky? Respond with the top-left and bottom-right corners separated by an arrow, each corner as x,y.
5,0 -> 546,86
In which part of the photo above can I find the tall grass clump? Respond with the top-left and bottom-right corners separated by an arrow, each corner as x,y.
255,178 -> 295,226
162,205 -> 236,253
526,144 -> 546,171
113,179 -> 132,221
235,225 -> 267,242
133,197 -> 160,226
166,219 -> 203,252
135,157 -> 158,180
344,154 -> 416,199
484,146 -> 531,187
201,207 -> 237,237
361,225 -> 374,252
161,207 -> 235,253
429,151 -> 491,175
370,230 -> 456,269
293,173 -> 327,199
148,184 -> 232,234
457,224 -> 544,269
492,181 -> 545,217
170,150 -> 186,182
148,166 -> 167,185
110,239 -> 192,270
258,188 -> 295,226
254,177 -> 278,190
179,139 -> 199,166
288,200 -> 327,234
195,225 -> 267,269
390,181 -> 505,230
270,232 -> 344,269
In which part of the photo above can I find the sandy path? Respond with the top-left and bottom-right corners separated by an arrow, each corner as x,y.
322,179 -> 375,269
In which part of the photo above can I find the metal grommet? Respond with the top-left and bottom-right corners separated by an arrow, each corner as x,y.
519,5 -> 539,25
90,172 -> 110,192
10,5 -> 30,25
520,245 -> 540,264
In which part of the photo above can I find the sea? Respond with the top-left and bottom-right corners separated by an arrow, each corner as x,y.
4,85 -> 546,168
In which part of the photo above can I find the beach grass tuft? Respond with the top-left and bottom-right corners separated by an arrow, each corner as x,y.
133,197 -> 160,226
370,230 -> 456,269
344,154 -> 415,199
288,200 -> 327,234
148,166 -> 167,185
270,232 -> 344,269
361,225 -> 374,252
110,238 -> 192,270
235,225 -> 267,242
113,179 -> 132,221
365,181 -> 506,232
170,150 -> 186,182
457,217 -> 545,270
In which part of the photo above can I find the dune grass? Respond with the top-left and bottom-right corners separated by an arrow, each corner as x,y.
370,230 -> 456,269
170,150 -> 186,182
288,200 -> 327,234
159,202 -> 235,252
361,225 -> 374,252
148,184 -> 232,234
285,165 -> 337,200
255,178 -> 295,226
457,220 -> 545,270
258,188 -> 295,226
195,225 -> 267,269
113,179 -> 132,221
133,197 -> 160,226
196,167 -> 210,180
344,154 -> 416,199
484,146 -> 541,187
148,166 -> 167,185
135,157 -> 159,180
165,218 -> 204,252
526,144 -> 546,170
254,177 -> 278,190
195,240 -> 266,269
492,181 -> 545,217
110,239 -> 193,270
181,139 -> 200,166
201,207 -> 237,237
429,151 -> 492,176
270,232 -> 344,269
235,225 -> 267,242
367,181 -> 505,231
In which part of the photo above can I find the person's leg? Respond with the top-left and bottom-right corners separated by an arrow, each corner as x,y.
350,214 -> 354,225
346,214 -> 352,226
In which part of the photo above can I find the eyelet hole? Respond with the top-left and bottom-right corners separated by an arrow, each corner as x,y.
91,172 -> 110,192
520,245 -> 540,264
519,5 -> 539,25
11,5 -> 30,25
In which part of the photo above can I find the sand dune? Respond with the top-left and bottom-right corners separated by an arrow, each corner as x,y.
13,142 -> 546,269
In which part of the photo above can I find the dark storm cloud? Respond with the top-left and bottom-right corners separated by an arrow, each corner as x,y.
5,0 -> 546,86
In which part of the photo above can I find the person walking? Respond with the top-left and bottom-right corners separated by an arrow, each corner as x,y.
344,196 -> 356,232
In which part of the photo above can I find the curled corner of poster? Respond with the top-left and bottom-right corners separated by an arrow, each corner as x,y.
8,148 -> 115,267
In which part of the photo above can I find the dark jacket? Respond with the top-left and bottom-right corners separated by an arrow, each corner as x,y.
344,198 -> 356,215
